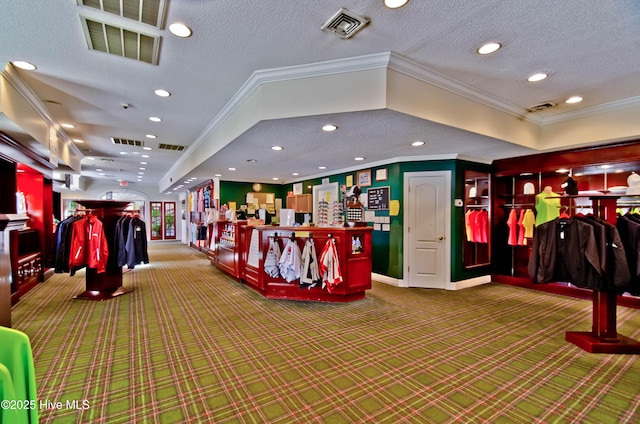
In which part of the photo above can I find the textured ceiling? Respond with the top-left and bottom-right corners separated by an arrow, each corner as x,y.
1,0 -> 639,193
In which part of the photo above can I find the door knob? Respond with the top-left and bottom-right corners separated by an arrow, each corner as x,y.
438,236 -> 445,240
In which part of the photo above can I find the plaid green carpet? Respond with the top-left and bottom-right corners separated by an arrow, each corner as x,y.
10,242 -> 640,423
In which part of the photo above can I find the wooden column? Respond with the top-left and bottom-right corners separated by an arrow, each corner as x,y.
0,214 -> 29,327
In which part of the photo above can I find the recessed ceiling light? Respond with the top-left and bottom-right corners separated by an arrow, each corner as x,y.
355,157 -> 365,161
149,116 -> 162,122
142,154 -> 149,158
169,22 -> 192,38
477,42 -> 502,55
73,139 -> 84,143
600,165 -> 611,169
272,177 -> 279,181
96,169 -> 103,172
140,161 -> 147,165
120,152 -> 127,155
556,168 -> 570,173
228,167 -> 236,171
154,89 -> 171,97
383,0 -> 410,9
411,141 -> 425,147
12,61 -> 36,70
322,124 -> 338,132
86,157 -> 95,160
145,134 -> 156,139
138,172 -> 145,175
143,147 -> 152,151
139,167 -> 146,170
319,166 -> 327,170
214,174 -> 222,177
527,72 -> 548,82
565,96 -> 583,104
292,172 -> 300,176
271,146 -> 284,151
62,123 -> 75,129
247,159 -> 257,163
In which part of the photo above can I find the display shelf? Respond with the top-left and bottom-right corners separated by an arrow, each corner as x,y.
225,225 -> 373,302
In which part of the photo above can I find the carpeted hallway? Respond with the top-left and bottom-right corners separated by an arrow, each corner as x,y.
10,241 -> 640,423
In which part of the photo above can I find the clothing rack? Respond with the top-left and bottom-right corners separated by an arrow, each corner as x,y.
72,200 -> 134,301
564,195 -> 640,353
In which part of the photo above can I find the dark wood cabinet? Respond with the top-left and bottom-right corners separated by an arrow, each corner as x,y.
10,228 -> 44,305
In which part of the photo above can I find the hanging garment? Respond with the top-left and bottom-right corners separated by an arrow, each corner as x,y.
517,209 -> 527,246
464,210 -> 474,242
507,209 -> 518,246
125,217 -> 150,269
522,209 -> 536,239
527,216 -> 630,291
616,214 -> 640,295
69,213 -> 109,274
54,215 -> 83,273
278,238 -> 302,283
300,238 -> 322,289
115,215 -> 132,267
319,238 -> 343,292
474,209 -> 488,243
264,238 -> 282,278
528,217 -> 600,289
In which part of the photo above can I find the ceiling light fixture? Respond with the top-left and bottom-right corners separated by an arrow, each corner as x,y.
228,167 -> 236,171
169,22 -> 192,38
355,157 -> 365,161
319,166 -> 327,170
146,134 -> 156,139
12,61 -> 36,70
565,96 -> 583,104
477,42 -> 502,55
292,172 -> 300,176
73,139 -> 84,143
149,116 -> 162,122
383,0 -> 409,9
154,89 -> 171,97
322,124 -> 338,132
62,123 -> 75,129
143,147 -> 152,151
271,146 -> 284,151
528,72 -> 548,82
411,141 -> 425,147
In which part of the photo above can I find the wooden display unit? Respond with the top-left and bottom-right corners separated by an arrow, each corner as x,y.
210,221 -> 246,278
235,225 -> 373,302
73,200 -> 133,301
492,141 -> 640,354
10,228 -> 44,305
286,194 -> 312,213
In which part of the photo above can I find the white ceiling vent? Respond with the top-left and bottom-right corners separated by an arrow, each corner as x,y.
81,17 -> 161,65
77,0 -> 166,28
112,137 -> 144,147
321,8 -> 370,39
526,101 -> 558,113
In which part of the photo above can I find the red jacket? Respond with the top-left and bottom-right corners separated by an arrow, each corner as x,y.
69,214 -> 109,273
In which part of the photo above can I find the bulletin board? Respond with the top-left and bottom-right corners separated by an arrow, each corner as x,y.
367,186 -> 390,210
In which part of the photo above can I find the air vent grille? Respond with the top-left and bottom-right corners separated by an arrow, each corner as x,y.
78,0 -> 166,27
321,8 -> 370,39
158,143 -> 186,151
81,17 -> 160,64
526,102 -> 558,113
112,137 -> 143,147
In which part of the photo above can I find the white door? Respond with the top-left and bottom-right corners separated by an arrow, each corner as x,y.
404,171 -> 451,288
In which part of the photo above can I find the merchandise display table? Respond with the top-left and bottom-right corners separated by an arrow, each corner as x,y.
212,223 -> 372,302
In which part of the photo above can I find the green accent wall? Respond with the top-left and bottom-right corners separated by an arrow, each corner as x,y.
219,158 -> 493,283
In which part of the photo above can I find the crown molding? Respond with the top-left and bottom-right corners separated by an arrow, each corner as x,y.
2,64 -> 84,159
